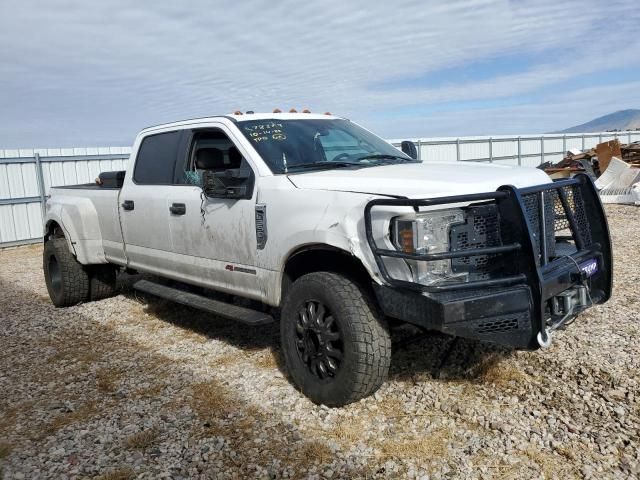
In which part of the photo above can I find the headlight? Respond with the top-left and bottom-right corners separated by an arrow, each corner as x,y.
392,208 -> 468,286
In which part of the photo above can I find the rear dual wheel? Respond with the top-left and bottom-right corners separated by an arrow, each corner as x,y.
87,264 -> 118,301
43,238 -> 117,307
280,272 -> 391,407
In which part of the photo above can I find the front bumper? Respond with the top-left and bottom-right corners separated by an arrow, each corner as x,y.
365,174 -> 612,349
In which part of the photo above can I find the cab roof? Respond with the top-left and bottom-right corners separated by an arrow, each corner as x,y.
234,112 -> 340,121
141,112 -> 342,134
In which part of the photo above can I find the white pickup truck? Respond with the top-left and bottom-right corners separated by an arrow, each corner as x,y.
43,112 -> 612,406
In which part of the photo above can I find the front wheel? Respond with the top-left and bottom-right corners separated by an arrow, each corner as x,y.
280,272 -> 391,407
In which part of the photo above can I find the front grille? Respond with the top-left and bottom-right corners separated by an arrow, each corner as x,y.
521,192 -> 556,261
450,183 -> 593,278
449,185 -> 591,274
450,204 -> 502,280
365,176 -> 604,294
555,185 -> 592,245
521,184 -> 592,265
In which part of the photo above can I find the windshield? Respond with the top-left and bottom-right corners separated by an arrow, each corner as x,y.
237,118 -> 419,173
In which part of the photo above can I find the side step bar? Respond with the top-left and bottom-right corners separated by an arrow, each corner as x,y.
133,279 -> 274,326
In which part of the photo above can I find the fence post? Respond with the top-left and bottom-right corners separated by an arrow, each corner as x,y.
417,139 -> 422,160
517,136 -> 521,166
34,153 -> 47,219
629,132 -> 632,144
489,137 -> 493,163
540,136 -> 544,165
456,138 -> 460,162
581,134 -> 585,151
562,135 -> 566,155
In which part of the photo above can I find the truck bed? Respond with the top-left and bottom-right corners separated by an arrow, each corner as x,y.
53,183 -> 121,190
48,183 -> 124,265
53,171 -> 126,190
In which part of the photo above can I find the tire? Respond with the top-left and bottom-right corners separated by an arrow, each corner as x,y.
43,238 -> 90,307
280,272 -> 391,407
87,264 -> 118,301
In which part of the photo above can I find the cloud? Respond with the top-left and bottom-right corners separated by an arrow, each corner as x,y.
0,0 -> 638,147
376,81 -> 640,138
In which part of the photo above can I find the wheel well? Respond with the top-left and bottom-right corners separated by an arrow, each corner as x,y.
282,245 -> 373,297
44,221 -> 65,241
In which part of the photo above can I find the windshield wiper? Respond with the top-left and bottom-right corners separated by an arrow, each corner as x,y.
355,154 -> 415,163
286,161 -> 362,172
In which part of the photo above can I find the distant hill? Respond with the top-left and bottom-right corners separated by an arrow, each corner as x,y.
558,109 -> 640,133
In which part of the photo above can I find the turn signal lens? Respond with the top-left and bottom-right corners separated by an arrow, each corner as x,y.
395,221 -> 415,253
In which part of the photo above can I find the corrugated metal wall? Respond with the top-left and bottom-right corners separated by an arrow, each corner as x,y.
2,131 -> 640,247
0,147 -> 130,246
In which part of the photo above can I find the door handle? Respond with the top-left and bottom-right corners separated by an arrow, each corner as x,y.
121,200 -> 135,211
170,203 -> 186,215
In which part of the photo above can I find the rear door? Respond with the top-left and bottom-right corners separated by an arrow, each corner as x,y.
119,130 -> 182,274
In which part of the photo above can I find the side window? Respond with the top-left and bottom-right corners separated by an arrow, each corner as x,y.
180,129 -> 249,185
133,131 -> 181,184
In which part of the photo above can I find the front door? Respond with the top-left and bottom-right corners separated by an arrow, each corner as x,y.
167,126 -> 262,299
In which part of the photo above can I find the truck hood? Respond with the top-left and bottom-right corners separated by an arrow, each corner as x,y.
287,162 -> 552,198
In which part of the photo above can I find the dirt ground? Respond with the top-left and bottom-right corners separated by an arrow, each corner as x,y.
0,205 -> 638,479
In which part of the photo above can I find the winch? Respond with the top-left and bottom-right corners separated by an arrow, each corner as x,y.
537,284 -> 591,348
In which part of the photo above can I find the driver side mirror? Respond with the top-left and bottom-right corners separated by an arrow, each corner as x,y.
401,140 -> 418,160
202,168 -> 253,200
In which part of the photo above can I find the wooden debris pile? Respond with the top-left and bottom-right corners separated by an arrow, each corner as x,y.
539,139 -> 640,180
622,142 -> 640,166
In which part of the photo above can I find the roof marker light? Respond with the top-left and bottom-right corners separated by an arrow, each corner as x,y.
246,110 -> 254,114
273,108 -> 282,113
302,108 -> 311,113
234,110 -> 243,115
289,108 -> 298,113
324,112 -> 332,115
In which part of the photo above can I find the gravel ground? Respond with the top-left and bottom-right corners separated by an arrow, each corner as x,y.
1,204 -> 638,480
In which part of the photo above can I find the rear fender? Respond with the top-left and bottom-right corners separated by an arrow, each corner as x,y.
44,196 -> 107,264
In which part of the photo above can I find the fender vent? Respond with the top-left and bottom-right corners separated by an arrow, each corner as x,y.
255,204 -> 268,249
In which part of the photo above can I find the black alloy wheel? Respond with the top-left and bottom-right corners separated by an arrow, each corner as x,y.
295,300 -> 343,380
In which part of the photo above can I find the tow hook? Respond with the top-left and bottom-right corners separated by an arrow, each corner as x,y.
537,328 -> 553,349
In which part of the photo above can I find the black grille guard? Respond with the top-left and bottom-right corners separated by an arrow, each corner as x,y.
364,173 -> 613,337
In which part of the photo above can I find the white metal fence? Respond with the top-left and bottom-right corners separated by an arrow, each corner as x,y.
393,130 -> 640,166
2,131 -> 640,247
0,147 -> 130,247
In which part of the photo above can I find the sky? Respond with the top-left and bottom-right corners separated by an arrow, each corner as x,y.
0,0 -> 639,148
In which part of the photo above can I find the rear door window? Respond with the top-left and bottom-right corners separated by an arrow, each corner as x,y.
133,131 -> 182,184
